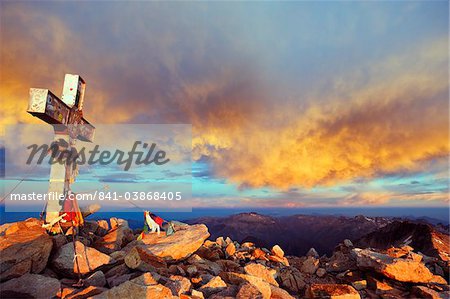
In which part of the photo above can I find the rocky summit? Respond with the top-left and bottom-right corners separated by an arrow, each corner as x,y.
0,217 -> 448,299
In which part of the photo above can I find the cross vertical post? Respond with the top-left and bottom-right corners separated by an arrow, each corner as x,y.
27,74 -> 95,224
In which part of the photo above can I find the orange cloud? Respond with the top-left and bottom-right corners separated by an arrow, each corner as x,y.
192,39 -> 449,189
340,191 -> 449,206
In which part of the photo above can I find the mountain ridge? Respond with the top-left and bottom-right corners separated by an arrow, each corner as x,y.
186,213 -> 394,256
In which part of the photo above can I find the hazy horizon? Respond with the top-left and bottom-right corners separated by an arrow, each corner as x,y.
1,206 -> 448,227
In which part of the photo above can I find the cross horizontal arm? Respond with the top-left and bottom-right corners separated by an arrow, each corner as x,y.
28,88 -> 95,142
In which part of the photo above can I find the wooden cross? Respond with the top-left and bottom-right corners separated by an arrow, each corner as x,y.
27,74 -> 95,224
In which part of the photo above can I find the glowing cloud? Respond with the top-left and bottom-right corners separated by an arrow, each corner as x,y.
1,2 -> 448,204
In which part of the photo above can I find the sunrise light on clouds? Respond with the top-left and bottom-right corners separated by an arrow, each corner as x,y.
1,1 -> 448,208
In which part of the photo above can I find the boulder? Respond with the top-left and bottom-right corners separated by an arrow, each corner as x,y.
244,263 -> 278,286
216,237 -> 227,247
94,272 -> 170,299
168,264 -> 181,275
301,256 -> 319,274
242,242 -> 256,250
186,265 -> 198,276
51,241 -> 113,277
93,281 -> 172,299
191,289 -> 205,299
109,217 -> 129,230
419,252 -> 439,264
187,254 -> 222,276
132,272 -> 161,285
271,245 -> 284,258
366,275 -> 406,297
42,267 -> 59,279
176,265 -> 187,276
386,246 -> 413,259
58,287 -> 77,299
316,268 -> 326,278
132,224 -> 209,263
195,245 -> 222,261
60,278 -> 78,286
84,220 -> 99,234
405,251 -> 424,263
80,204 -> 101,218
326,251 -> 356,272
430,274 -> 448,284
225,242 -> 236,257
165,275 -> 191,296
208,285 -> 239,298
0,219 -> 53,281
203,240 -> 216,247
343,239 -> 354,248
66,286 -> 107,299
52,234 -> 68,252
109,250 -> 126,262
434,264 -> 445,277
225,237 -> 233,246
0,218 -> 42,236
107,273 -> 134,288
306,284 -> 361,299
306,248 -> 319,259
353,248 -> 436,283
94,226 -> 134,254
199,276 -> 212,285
269,285 -> 295,299
96,220 -> 109,236
104,263 -> 129,279
351,280 -> 367,291
199,275 -> 227,297
124,246 -> 167,272
0,273 -> 60,299
84,270 -> 106,287
216,259 -> 242,273
237,282 -> 263,299
278,267 -> 306,293
412,286 -> 446,299
252,248 -> 269,261
268,255 -> 289,266
220,272 -> 271,299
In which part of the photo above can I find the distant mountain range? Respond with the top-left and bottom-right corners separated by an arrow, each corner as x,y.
187,212 -> 449,257
356,220 -> 449,262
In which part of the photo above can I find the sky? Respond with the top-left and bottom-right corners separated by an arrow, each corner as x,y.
0,1 -> 449,209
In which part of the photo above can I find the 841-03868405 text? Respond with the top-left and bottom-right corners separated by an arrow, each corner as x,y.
96,191 -> 183,201
9,191 -> 183,201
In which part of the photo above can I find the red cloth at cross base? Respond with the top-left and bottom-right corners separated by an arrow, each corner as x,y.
61,194 -> 84,226
150,214 -> 165,227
